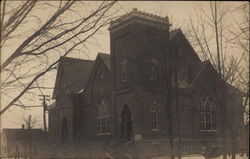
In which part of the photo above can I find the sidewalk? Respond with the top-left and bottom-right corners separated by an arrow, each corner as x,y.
182,154 -> 248,159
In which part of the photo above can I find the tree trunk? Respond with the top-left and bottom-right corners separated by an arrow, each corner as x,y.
221,83 -> 227,159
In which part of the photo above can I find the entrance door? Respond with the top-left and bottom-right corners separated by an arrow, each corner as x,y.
121,105 -> 132,140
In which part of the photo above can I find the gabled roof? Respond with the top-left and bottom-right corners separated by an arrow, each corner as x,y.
71,53 -> 111,107
169,28 -> 202,66
47,102 -> 56,111
190,60 -> 224,89
170,29 -> 181,40
98,53 -> 111,71
191,60 -> 211,85
85,53 -> 111,86
52,57 -> 94,98
191,60 -> 244,96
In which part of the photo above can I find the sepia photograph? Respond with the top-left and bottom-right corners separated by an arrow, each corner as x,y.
0,1 -> 249,159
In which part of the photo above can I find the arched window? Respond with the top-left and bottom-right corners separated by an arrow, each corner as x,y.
121,57 -> 127,82
97,98 -> 110,135
149,56 -> 157,80
200,96 -> 216,131
151,105 -> 159,131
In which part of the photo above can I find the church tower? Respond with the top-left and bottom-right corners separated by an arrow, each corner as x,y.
108,8 -> 171,140
109,8 -> 171,91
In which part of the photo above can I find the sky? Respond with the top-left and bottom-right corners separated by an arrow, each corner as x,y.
1,1 -> 247,130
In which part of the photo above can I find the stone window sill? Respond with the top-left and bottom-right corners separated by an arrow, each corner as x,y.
152,129 -> 160,132
200,130 -> 217,133
97,132 -> 111,136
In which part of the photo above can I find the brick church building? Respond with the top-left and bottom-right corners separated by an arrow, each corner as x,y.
48,8 -> 245,158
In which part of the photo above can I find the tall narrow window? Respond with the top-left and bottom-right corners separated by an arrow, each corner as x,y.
200,96 -> 216,131
188,65 -> 193,84
152,143 -> 160,156
121,58 -> 127,82
149,56 -> 157,80
151,106 -> 159,131
100,71 -> 104,79
178,47 -> 183,57
97,98 -> 110,135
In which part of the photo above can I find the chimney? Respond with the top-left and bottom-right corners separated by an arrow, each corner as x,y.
22,124 -> 25,129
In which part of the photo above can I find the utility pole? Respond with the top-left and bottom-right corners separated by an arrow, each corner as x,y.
28,115 -> 32,159
39,95 -> 50,131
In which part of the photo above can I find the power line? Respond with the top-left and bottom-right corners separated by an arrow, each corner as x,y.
117,2 -> 129,14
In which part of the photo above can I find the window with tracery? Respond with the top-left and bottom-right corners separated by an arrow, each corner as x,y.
200,96 -> 216,131
97,98 -> 110,135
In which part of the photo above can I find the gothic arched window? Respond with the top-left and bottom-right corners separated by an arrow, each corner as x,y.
97,98 -> 110,135
200,96 -> 216,131
151,105 -> 159,131
121,57 -> 127,82
149,56 -> 157,81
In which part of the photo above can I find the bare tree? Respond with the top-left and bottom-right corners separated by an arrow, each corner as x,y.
0,1 -> 120,115
187,1 -> 249,159
21,115 -> 38,158
228,2 -> 249,157
133,26 -> 187,159
228,1 -> 249,123
22,115 -> 39,129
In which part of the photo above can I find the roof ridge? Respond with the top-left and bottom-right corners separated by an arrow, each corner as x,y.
190,62 -> 208,86
52,56 -> 95,98
202,60 -> 210,64
98,52 -> 109,55
97,52 -> 111,71
2,128 -> 43,131
170,28 -> 182,40
60,56 -> 94,62
97,53 -> 110,58
170,28 -> 181,32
